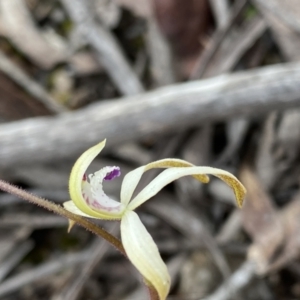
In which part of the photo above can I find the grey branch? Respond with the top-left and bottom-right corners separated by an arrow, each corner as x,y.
60,0 -> 144,95
1,62 -> 300,168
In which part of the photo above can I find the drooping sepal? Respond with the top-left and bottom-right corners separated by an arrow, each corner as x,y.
121,211 -> 170,300
127,166 -> 246,210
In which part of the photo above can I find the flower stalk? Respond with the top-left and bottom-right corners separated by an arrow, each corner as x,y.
0,179 -> 126,256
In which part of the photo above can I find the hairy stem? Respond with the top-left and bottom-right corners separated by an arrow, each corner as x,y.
0,179 -> 126,256
0,179 -> 161,299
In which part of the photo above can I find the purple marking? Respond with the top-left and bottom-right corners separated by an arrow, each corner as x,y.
104,167 -> 121,181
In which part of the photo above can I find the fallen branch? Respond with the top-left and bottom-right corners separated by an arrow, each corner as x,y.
1,62 -> 300,168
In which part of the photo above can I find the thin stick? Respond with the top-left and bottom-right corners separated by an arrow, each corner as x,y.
0,50 -> 66,113
190,0 -> 248,79
209,0 -> 230,28
60,0 -> 144,96
202,260 -> 256,300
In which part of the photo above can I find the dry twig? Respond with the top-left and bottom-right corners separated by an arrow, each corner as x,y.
202,260 -> 256,300
0,50 -> 66,113
209,0 -> 230,28
60,0 -> 144,95
190,0 -> 248,79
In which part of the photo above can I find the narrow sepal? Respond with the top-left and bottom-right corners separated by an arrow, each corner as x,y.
128,166 -> 246,210
121,211 -> 170,300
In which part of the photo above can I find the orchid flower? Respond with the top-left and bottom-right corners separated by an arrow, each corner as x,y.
64,140 -> 246,300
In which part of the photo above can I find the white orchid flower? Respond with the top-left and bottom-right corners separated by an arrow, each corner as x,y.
64,140 -> 246,300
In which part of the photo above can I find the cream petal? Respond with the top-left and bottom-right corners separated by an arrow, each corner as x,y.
120,159 -> 209,205
120,166 -> 145,206
121,211 -> 170,300
63,200 -> 97,218
127,166 -> 246,211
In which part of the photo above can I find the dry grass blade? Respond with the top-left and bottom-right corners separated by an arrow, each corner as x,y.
263,193 -> 300,273
0,240 -> 34,282
240,166 -> 283,273
52,225 -> 117,300
216,210 -> 242,245
146,196 -> 232,283
203,16 -> 267,77
202,260 -> 256,300
0,227 -> 32,263
190,0 -> 248,79
0,252 -> 89,298
255,4 -> 300,61
147,19 -> 175,86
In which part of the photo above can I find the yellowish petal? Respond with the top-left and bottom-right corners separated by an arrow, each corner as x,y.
145,159 -> 210,183
64,200 -> 96,218
120,166 -> 145,206
121,211 -> 170,300
213,173 -> 245,208
127,166 -> 246,211
120,158 -> 209,205
69,140 -> 123,220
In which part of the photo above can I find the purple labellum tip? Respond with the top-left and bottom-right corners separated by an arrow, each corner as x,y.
104,167 -> 121,181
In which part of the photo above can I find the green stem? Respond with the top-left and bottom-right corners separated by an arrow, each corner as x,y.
0,179 -> 126,256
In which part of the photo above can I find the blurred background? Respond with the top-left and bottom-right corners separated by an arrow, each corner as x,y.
0,0 -> 300,299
